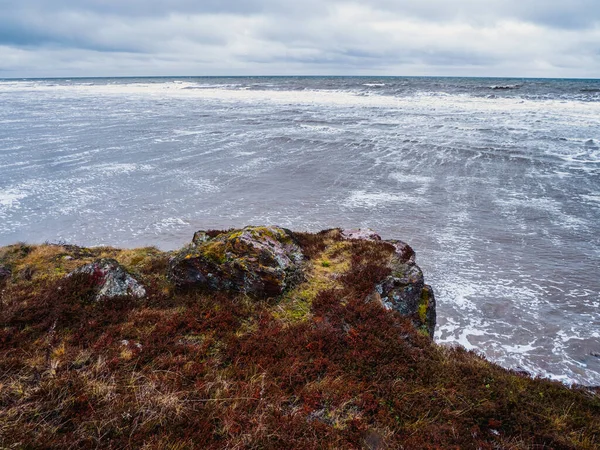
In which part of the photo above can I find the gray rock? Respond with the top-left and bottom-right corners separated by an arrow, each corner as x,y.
69,258 -> 146,301
375,260 -> 435,337
168,226 -> 304,298
377,260 -> 424,314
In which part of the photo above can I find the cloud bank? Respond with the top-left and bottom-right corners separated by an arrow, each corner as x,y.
0,0 -> 599,77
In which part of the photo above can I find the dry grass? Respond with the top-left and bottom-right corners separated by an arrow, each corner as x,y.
0,232 -> 598,449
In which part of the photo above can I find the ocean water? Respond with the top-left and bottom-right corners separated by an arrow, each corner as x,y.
1,76 -> 599,385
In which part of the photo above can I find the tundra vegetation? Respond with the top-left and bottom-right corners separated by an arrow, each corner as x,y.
0,228 -> 598,449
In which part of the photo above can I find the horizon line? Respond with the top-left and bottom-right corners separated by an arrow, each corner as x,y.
2,74 -> 600,81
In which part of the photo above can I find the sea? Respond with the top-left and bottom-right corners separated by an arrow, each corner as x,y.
0,76 -> 599,385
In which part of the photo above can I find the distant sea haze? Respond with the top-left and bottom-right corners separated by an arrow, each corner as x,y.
1,76 -> 599,385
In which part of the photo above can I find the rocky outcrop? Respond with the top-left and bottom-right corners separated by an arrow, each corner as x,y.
342,228 -> 436,337
69,258 -> 146,301
170,225 -> 434,334
168,226 -> 304,298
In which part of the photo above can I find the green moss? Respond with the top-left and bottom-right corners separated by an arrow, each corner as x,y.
418,287 -> 430,324
418,326 -> 430,337
274,240 -> 350,324
248,226 -> 293,244
228,231 -> 244,240
200,240 -> 227,264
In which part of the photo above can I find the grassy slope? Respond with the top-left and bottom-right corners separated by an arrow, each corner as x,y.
0,229 -> 598,449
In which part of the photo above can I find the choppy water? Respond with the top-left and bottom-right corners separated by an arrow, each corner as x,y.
1,76 -> 599,385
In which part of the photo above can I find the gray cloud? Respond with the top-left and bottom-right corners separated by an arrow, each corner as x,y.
0,0 -> 598,77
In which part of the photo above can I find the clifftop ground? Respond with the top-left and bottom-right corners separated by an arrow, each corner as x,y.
0,228 -> 598,449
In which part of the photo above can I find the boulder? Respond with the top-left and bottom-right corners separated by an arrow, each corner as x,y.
69,258 -> 146,301
168,226 -> 304,298
343,228 -> 435,337
377,259 -> 424,314
373,260 -> 436,337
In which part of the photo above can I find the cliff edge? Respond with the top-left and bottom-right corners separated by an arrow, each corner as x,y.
0,227 -> 598,449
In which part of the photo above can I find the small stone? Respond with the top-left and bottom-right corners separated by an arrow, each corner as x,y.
68,258 -> 146,301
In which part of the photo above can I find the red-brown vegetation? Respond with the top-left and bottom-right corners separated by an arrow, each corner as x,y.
0,234 -> 598,449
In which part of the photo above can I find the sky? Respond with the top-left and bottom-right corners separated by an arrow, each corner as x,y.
0,0 -> 599,78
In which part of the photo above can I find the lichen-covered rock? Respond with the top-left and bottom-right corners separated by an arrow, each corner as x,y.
378,259 -> 424,312
376,257 -> 435,337
344,229 -> 435,337
69,258 -> 146,301
168,226 -> 304,298
374,259 -> 436,337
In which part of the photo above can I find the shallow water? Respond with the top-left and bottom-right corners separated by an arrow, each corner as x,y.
1,76 -> 599,385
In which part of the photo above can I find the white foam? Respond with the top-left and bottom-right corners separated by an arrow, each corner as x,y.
172,129 -> 206,136
298,124 -> 342,134
157,217 -> 188,227
388,173 -> 433,184
182,178 -> 220,193
343,190 -> 420,208
0,189 -> 26,208
581,194 -> 600,204
5,80 -> 600,122
92,163 -> 154,175
455,326 -> 488,351
503,343 -> 537,354
493,192 -> 589,231
435,278 -> 478,311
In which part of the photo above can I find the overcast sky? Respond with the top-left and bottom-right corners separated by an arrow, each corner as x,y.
1,0 -> 599,78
